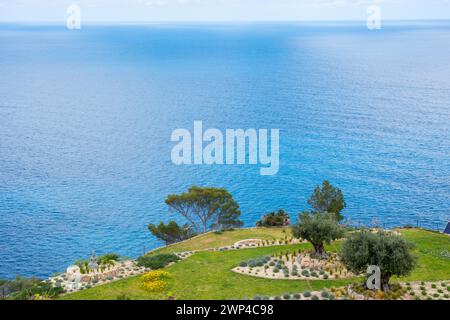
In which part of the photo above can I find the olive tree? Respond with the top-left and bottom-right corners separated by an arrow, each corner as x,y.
291,211 -> 344,259
340,230 -> 417,292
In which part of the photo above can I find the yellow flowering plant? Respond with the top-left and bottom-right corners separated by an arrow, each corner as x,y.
140,270 -> 171,292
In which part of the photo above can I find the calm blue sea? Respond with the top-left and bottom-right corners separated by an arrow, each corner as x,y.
0,22 -> 449,279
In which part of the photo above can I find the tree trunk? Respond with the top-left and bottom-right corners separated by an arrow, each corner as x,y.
312,242 -> 328,259
381,274 -> 390,292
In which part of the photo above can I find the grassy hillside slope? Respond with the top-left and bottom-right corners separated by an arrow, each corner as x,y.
62,228 -> 449,300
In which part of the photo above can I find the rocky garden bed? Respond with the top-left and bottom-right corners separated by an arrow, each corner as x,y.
233,250 -> 355,280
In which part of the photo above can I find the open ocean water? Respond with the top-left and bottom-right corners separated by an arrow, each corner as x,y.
0,22 -> 449,279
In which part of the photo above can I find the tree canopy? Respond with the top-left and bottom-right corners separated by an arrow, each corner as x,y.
148,221 -> 195,245
340,230 -> 417,291
165,186 -> 243,233
307,180 -> 346,221
291,211 -> 344,259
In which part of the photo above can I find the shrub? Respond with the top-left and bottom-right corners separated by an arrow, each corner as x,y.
273,268 -> 280,273
293,293 -> 301,299
301,270 -> 310,276
137,254 -> 180,269
4,277 -> 65,300
239,262 -> 248,267
248,260 -> 257,268
274,296 -> 281,300
303,291 -> 311,297
431,284 -> 436,289
256,209 -> 290,227
321,290 -> 330,298
253,295 -> 261,300
311,295 -> 319,300
323,274 -> 329,279
283,293 -> 291,299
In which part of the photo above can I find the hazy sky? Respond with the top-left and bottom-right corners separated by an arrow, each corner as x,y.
1,0 -> 449,22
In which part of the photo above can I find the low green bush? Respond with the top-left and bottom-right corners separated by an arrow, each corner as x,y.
137,253 -> 180,269
303,291 -> 311,297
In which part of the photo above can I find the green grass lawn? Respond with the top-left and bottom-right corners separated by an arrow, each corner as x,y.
61,228 -> 449,300
148,227 -> 292,255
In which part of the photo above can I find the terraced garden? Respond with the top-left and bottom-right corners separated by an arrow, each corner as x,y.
61,228 -> 450,300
